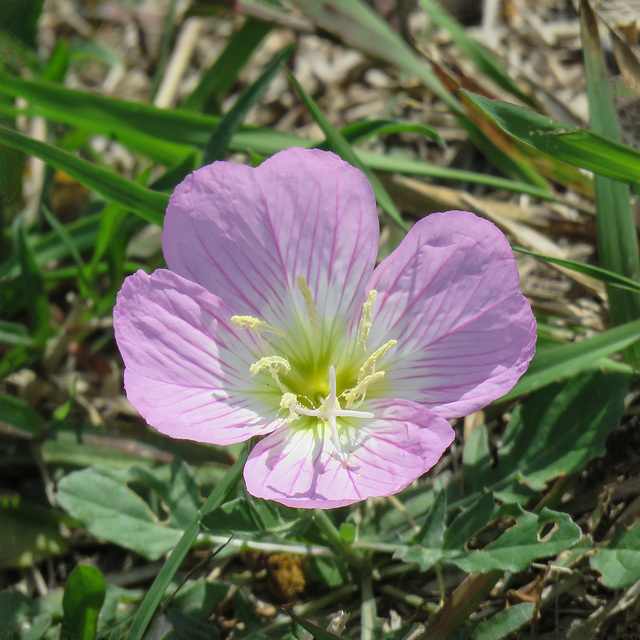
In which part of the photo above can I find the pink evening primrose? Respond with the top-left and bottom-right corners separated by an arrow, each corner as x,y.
114,148 -> 536,509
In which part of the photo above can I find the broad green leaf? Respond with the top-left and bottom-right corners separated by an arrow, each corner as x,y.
591,523 -> 640,588
0,498 -> 67,568
288,71 -> 407,230
182,17 -> 272,113
580,0 -> 640,366
471,371 -> 628,500
472,603 -> 536,640
0,125 -> 167,226
56,466 -> 184,560
465,91 -> 640,185
500,319 -> 640,401
202,43 -> 293,165
128,459 -> 201,530
0,392 -> 43,437
62,564 -> 106,640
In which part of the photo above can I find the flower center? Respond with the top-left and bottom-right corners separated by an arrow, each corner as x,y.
231,276 -> 396,455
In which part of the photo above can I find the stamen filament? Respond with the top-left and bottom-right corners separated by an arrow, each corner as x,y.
296,275 -> 320,339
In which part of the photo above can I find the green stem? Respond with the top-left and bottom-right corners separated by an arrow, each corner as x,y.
313,509 -> 369,570
361,572 -> 376,640
126,448 -> 248,640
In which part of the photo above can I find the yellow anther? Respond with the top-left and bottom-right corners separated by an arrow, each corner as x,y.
296,275 -> 319,339
231,315 -> 285,338
249,356 -> 290,377
358,339 -> 397,383
344,371 -> 386,408
358,290 -> 377,350
280,392 -> 301,420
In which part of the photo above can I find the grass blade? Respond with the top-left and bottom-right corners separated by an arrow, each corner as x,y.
513,246 -> 640,293
202,43 -> 293,165
465,91 -> 640,185
580,0 -> 640,365
0,125 -> 167,226
419,0 -> 537,108
500,319 -> 640,402
182,17 -> 272,113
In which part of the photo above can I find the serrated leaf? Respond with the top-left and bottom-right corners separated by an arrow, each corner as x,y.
478,371 -> 628,499
591,523 -> 640,588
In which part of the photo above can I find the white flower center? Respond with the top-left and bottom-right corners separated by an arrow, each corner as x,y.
231,276 -> 396,457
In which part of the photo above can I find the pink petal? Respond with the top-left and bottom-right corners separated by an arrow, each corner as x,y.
162,148 -> 379,335
366,211 -> 536,418
113,269 -> 277,444
243,398 -> 454,509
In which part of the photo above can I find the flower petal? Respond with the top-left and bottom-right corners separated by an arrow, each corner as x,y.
243,398 -> 454,509
366,211 -> 536,418
163,148 -> 379,335
113,269 -> 278,444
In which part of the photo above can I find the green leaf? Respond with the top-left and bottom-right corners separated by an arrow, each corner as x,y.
0,392 -> 43,437
419,0 -> 536,108
0,320 -> 32,347
126,450 -> 248,640
202,496 -> 310,538
14,219 -> 49,342
0,0 -> 44,49
396,495 -> 581,573
472,603 -> 536,640
0,125 -> 167,226
580,0 -> 640,366
56,466 -> 184,560
514,245 -> 640,292
62,564 -> 106,640
591,522 -> 640,588
474,371 -> 628,500
288,71 -> 407,231
500,319 -> 640,401
338,118 -> 442,147
465,91 -> 640,185
202,43 -> 293,165
0,73 -> 552,196
182,17 -> 272,113
0,498 -> 67,568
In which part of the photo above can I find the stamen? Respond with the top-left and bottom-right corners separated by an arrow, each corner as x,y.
357,290 -> 377,350
231,315 -> 285,338
250,355 -> 291,392
359,339 -> 397,382
296,275 -> 319,339
343,371 -> 385,408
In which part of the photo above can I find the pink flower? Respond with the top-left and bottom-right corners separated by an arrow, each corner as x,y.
114,148 -> 536,509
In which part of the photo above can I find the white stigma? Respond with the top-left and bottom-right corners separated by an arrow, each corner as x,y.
286,365 -> 374,454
